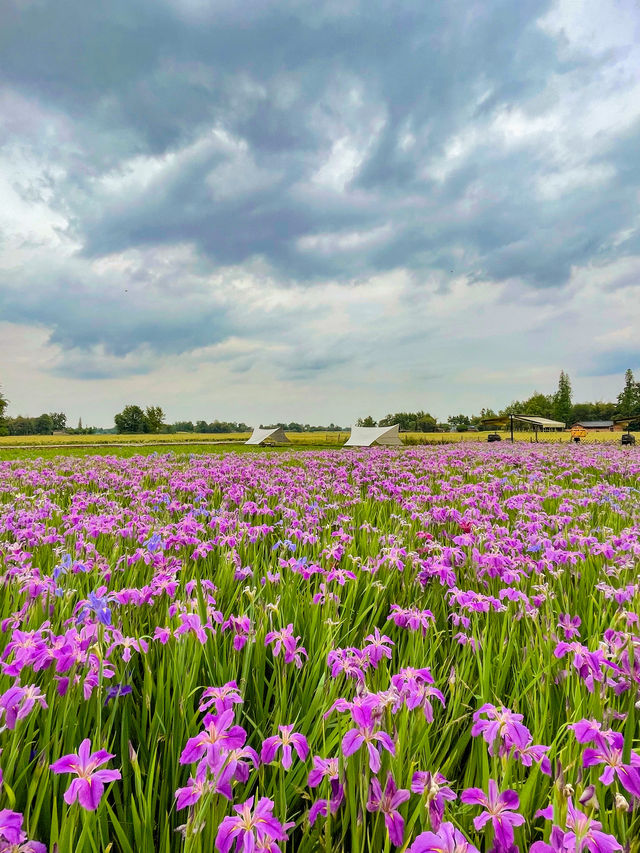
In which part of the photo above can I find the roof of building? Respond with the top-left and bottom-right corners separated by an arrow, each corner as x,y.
571,420 -> 613,428
481,414 -> 565,429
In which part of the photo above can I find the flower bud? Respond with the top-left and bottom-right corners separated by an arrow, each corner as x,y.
128,740 -> 138,765
614,793 -> 629,812
561,783 -> 574,799
579,785 -> 599,810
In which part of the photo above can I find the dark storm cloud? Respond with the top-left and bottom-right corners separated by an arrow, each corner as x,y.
1,0 -> 640,376
0,267 -> 234,358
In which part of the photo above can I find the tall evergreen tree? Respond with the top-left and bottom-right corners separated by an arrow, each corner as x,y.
553,371 -> 572,425
616,368 -> 639,417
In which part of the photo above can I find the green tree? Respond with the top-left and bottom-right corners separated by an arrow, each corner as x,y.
49,412 -> 67,431
0,386 -> 8,435
415,412 -> 437,432
552,370 -> 572,425
145,406 -> 165,434
447,414 -> 470,426
525,392 -> 554,418
356,416 -> 377,427
114,405 -> 148,434
616,369 -> 640,417
35,413 -> 54,435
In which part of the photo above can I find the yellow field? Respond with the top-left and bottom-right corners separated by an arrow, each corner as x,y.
0,429 -> 629,447
0,432 -> 251,447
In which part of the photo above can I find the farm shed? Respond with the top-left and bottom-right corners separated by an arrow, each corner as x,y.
245,427 -> 291,446
480,414 -> 565,442
570,421 -> 614,431
344,424 -> 402,447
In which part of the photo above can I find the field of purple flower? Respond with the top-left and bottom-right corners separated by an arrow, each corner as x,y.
0,445 -> 639,853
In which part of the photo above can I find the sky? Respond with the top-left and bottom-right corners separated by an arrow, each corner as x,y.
1,0 -> 639,427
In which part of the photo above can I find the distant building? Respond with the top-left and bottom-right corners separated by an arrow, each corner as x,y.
570,420 -> 614,431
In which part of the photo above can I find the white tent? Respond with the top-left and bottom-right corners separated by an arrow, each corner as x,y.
245,427 -> 291,446
344,424 -> 402,447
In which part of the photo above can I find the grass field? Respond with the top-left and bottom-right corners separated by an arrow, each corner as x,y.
0,428 -> 629,452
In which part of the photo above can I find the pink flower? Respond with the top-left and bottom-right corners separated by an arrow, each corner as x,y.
50,738 -> 121,811
261,725 -> 309,770
366,773 -> 410,846
553,642 -> 605,692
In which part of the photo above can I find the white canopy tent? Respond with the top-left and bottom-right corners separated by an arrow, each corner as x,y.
344,424 -> 402,447
245,427 -> 291,446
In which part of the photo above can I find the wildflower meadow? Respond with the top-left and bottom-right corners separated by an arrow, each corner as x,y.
0,444 -> 639,853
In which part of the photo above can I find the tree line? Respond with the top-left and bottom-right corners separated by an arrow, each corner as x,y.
356,369 -> 640,431
113,406 -> 250,434
2,368 -> 639,437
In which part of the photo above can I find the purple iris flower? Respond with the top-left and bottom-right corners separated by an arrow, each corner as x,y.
408,822 -> 480,853
0,684 -> 48,729
557,614 -> 581,639
411,771 -> 456,831
553,642 -> 605,692
179,709 -> 247,769
0,808 -> 46,851
215,796 -> 293,853
471,704 -> 531,757
532,799 -> 622,853
104,684 -> 132,705
308,756 -> 340,788
308,778 -> 345,825
581,730 -> 640,797
49,738 -> 121,811
460,780 -> 525,848
342,695 -> 395,772
362,628 -> 394,667
366,773 -> 410,847
199,681 -> 244,714
76,591 -> 112,626
264,624 -> 307,667
261,725 -> 309,770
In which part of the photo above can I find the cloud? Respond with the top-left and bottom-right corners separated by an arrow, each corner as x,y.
1,0 -> 639,419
